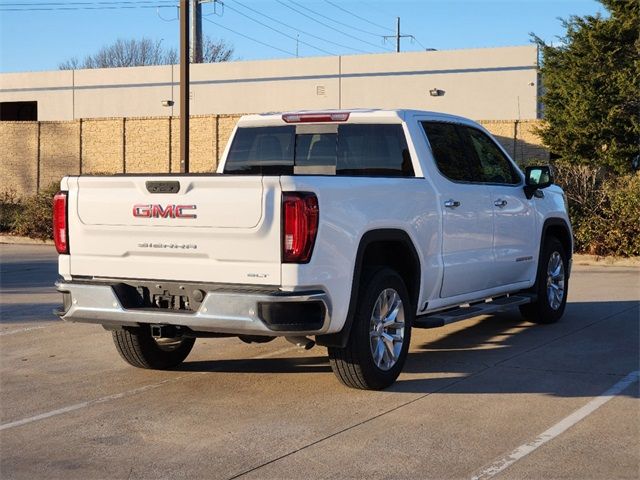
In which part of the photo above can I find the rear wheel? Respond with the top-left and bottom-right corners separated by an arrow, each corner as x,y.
519,236 -> 568,324
112,325 -> 195,369
328,268 -> 413,390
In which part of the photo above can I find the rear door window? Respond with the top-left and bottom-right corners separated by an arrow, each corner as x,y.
421,121 -> 483,183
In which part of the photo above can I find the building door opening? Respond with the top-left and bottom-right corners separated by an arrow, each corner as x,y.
0,101 -> 38,121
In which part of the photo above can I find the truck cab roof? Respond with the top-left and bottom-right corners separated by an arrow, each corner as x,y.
236,109 -> 480,128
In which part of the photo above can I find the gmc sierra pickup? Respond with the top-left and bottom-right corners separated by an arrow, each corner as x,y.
54,109 -> 572,390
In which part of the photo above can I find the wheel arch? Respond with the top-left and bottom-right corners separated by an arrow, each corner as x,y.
540,217 -> 573,274
316,229 -> 421,348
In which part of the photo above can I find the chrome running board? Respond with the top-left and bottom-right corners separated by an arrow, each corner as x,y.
414,294 -> 534,329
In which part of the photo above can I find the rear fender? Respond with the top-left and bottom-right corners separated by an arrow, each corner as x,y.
316,229 -> 420,348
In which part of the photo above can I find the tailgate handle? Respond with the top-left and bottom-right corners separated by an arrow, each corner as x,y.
146,181 -> 180,194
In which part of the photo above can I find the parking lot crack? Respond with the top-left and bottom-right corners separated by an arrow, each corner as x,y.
226,367 -> 492,480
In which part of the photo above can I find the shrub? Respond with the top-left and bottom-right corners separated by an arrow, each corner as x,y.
11,184 -> 60,240
554,163 -> 640,256
0,189 -> 21,233
588,173 -> 640,256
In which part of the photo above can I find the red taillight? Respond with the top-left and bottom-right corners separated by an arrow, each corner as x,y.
282,192 -> 319,263
53,191 -> 68,254
282,112 -> 350,123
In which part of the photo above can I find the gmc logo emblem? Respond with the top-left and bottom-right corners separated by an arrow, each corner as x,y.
133,204 -> 197,219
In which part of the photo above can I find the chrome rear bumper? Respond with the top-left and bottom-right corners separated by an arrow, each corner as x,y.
55,281 -> 330,336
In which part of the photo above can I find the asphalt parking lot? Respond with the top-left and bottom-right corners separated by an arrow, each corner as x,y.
1,243 -> 638,480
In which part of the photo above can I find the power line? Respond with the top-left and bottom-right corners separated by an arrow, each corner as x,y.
221,2 -> 335,56
229,0 -> 368,54
411,36 -> 429,50
287,0 -> 387,38
0,1 -> 175,5
323,0 -> 393,33
202,16 -> 296,57
0,1 -> 176,11
156,5 -> 179,21
0,6 -> 174,11
275,0 -> 388,53
322,0 -> 431,52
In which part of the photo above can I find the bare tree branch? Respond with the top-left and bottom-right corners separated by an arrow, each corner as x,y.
59,37 -> 233,70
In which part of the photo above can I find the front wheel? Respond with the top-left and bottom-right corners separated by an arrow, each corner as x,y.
519,236 -> 569,324
112,326 -> 195,369
328,268 -> 413,390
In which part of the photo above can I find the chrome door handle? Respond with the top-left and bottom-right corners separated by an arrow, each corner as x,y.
494,199 -> 508,208
444,199 -> 461,208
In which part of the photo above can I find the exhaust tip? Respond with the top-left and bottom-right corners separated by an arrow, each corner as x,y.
286,336 -> 315,350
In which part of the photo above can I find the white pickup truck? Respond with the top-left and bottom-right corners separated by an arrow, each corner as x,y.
54,109 -> 572,389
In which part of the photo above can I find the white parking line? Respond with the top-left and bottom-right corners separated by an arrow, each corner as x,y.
0,325 -> 48,336
0,344 -> 300,432
471,370 -> 640,480
0,376 -> 187,432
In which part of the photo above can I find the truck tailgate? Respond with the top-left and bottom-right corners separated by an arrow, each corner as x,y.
65,175 -> 282,285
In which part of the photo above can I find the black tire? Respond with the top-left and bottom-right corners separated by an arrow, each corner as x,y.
519,236 -> 569,324
112,325 -> 195,369
328,268 -> 413,390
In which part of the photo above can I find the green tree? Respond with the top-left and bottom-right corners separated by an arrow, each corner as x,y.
533,0 -> 639,173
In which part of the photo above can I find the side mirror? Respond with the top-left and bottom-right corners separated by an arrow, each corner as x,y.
524,165 -> 553,199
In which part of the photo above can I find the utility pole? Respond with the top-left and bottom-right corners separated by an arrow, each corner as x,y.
189,0 -> 202,63
383,17 -> 413,53
180,0 -> 190,173
395,17 -> 400,53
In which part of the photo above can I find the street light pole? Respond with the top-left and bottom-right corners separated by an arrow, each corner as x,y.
180,0 -> 190,173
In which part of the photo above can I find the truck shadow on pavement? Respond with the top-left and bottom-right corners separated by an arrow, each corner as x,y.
0,303 -> 60,323
178,355 -> 332,374
1,258 -> 60,323
0,259 -> 59,291
178,300 -> 639,399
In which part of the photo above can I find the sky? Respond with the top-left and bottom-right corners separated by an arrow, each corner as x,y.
0,0 -> 606,73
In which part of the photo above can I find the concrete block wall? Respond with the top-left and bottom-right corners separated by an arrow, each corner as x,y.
125,118 -> 170,173
169,117 -> 181,173
81,119 -> 124,174
168,115 -> 242,173
40,121 -> 80,189
0,122 -> 38,197
515,121 -> 548,164
479,120 -> 549,165
217,115 -> 240,161
0,115 -> 547,198
186,116 -> 216,173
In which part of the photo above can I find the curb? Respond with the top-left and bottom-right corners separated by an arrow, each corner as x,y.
0,235 -> 54,246
573,254 -> 640,268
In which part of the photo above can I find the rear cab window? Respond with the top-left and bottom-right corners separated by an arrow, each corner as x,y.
224,123 -> 414,177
